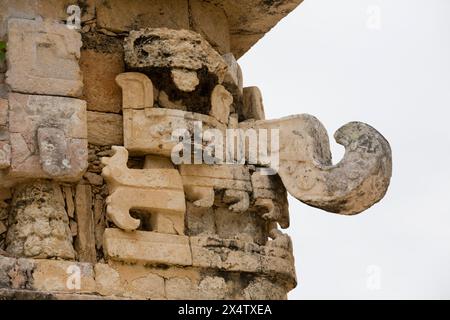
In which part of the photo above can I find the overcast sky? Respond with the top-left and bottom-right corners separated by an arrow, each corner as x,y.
239,0 -> 450,299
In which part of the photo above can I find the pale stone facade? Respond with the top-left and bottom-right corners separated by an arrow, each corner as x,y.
0,0 -> 392,300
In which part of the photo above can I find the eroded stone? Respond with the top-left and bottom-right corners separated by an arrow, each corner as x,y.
6,18 -> 83,97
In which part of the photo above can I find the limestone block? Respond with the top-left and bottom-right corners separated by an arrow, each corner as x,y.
222,53 -> 244,96
7,93 -> 88,182
33,259 -> 96,293
242,277 -> 288,300
124,28 -> 228,84
103,228 -> 192,266
189,0 -> 230,54
86,111 -> 123,146
123,108 -> 225,157
96,0 -> 189,33
101,146 -> 186,232
75,183 -> 96,263
190,236 -> 261,273
95,263 -> 166,299
5,181 -> 75,259
6,18 -> 83,97
210,85 -> 233,125
239,115 -> 392,215
242,87 -> 266,121
80,49 -> 124,113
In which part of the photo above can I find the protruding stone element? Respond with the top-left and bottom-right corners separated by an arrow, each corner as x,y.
115,73 -> 154,110
242,87 -> 266,121
101,146 -> 186,233
103,228 -> 192,266
222,53 -> 243,96
251,172 -> 289,229
171,69 -> 200,92
5,93 -> 88,183
210,85 -> 233,124
6,18 -> 83,97
124,28 -> 228,84
223,189 -> 250,213
240,116 -> 392,215
5,181 -> 75,259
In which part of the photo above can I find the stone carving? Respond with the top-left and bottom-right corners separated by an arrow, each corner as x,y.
5,181 -> 75,260
101,146 -> 186,233
115,72 -> 154,110
2,93 -> 88,185
6,18 -> 83,97
179,164 -> 252,212
240,115 -> 392,214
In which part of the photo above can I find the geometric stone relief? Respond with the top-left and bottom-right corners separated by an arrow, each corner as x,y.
6,18 -> 83,97
0,93 -> 88,187
101,146 -> 186,233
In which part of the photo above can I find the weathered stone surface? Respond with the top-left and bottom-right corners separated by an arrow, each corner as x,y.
5,181 -> 75,259
6,93 -> 88,182
124,28 -> 228,84
242,86 -> 266,121
210,85 -> 233,124
239,116 -> 393,215
171,69 -> 200,93
86,111 -> 123,146
0,141 -> 11,169
96,0 -> 189,33
6,18 -> 83,97
80,49 -> 124,113
0,0 -> 96,40
101,146 -> 185,232
103,228 -> 192,266
0,98 -> 7,126
33,259 -> 96,293
189,0 -> 230,54
0,74 -> 7,98
180,164 -> 252,211
242,277 -> 288,300
74,182 -> 96,263
222,53 -> 243,97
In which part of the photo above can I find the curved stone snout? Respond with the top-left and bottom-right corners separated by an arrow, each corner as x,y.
240,116 -> 392,215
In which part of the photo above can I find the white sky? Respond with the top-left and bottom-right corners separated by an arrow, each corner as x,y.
239,0 -> 450,299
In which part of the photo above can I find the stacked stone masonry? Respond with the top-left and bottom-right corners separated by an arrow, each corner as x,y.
0,0 -> 392,300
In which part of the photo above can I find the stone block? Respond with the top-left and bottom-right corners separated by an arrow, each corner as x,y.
242,87 -> 265,121
33,259 -> 96,293
80,49 -> 124,113
189,0 -> 230,54
95,262 -> 166,299
7,93 -> 88,181
6,18 -> 83,97
75,183 -> 96,263
87,111 -> 123,146
96,0 -> 189,33
0,141 -> 11,169
210,85 -> 233,124
103,228 -> 192,267
0,98 -> 7,126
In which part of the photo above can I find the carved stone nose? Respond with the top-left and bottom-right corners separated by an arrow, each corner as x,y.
240,116 -> 392,215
